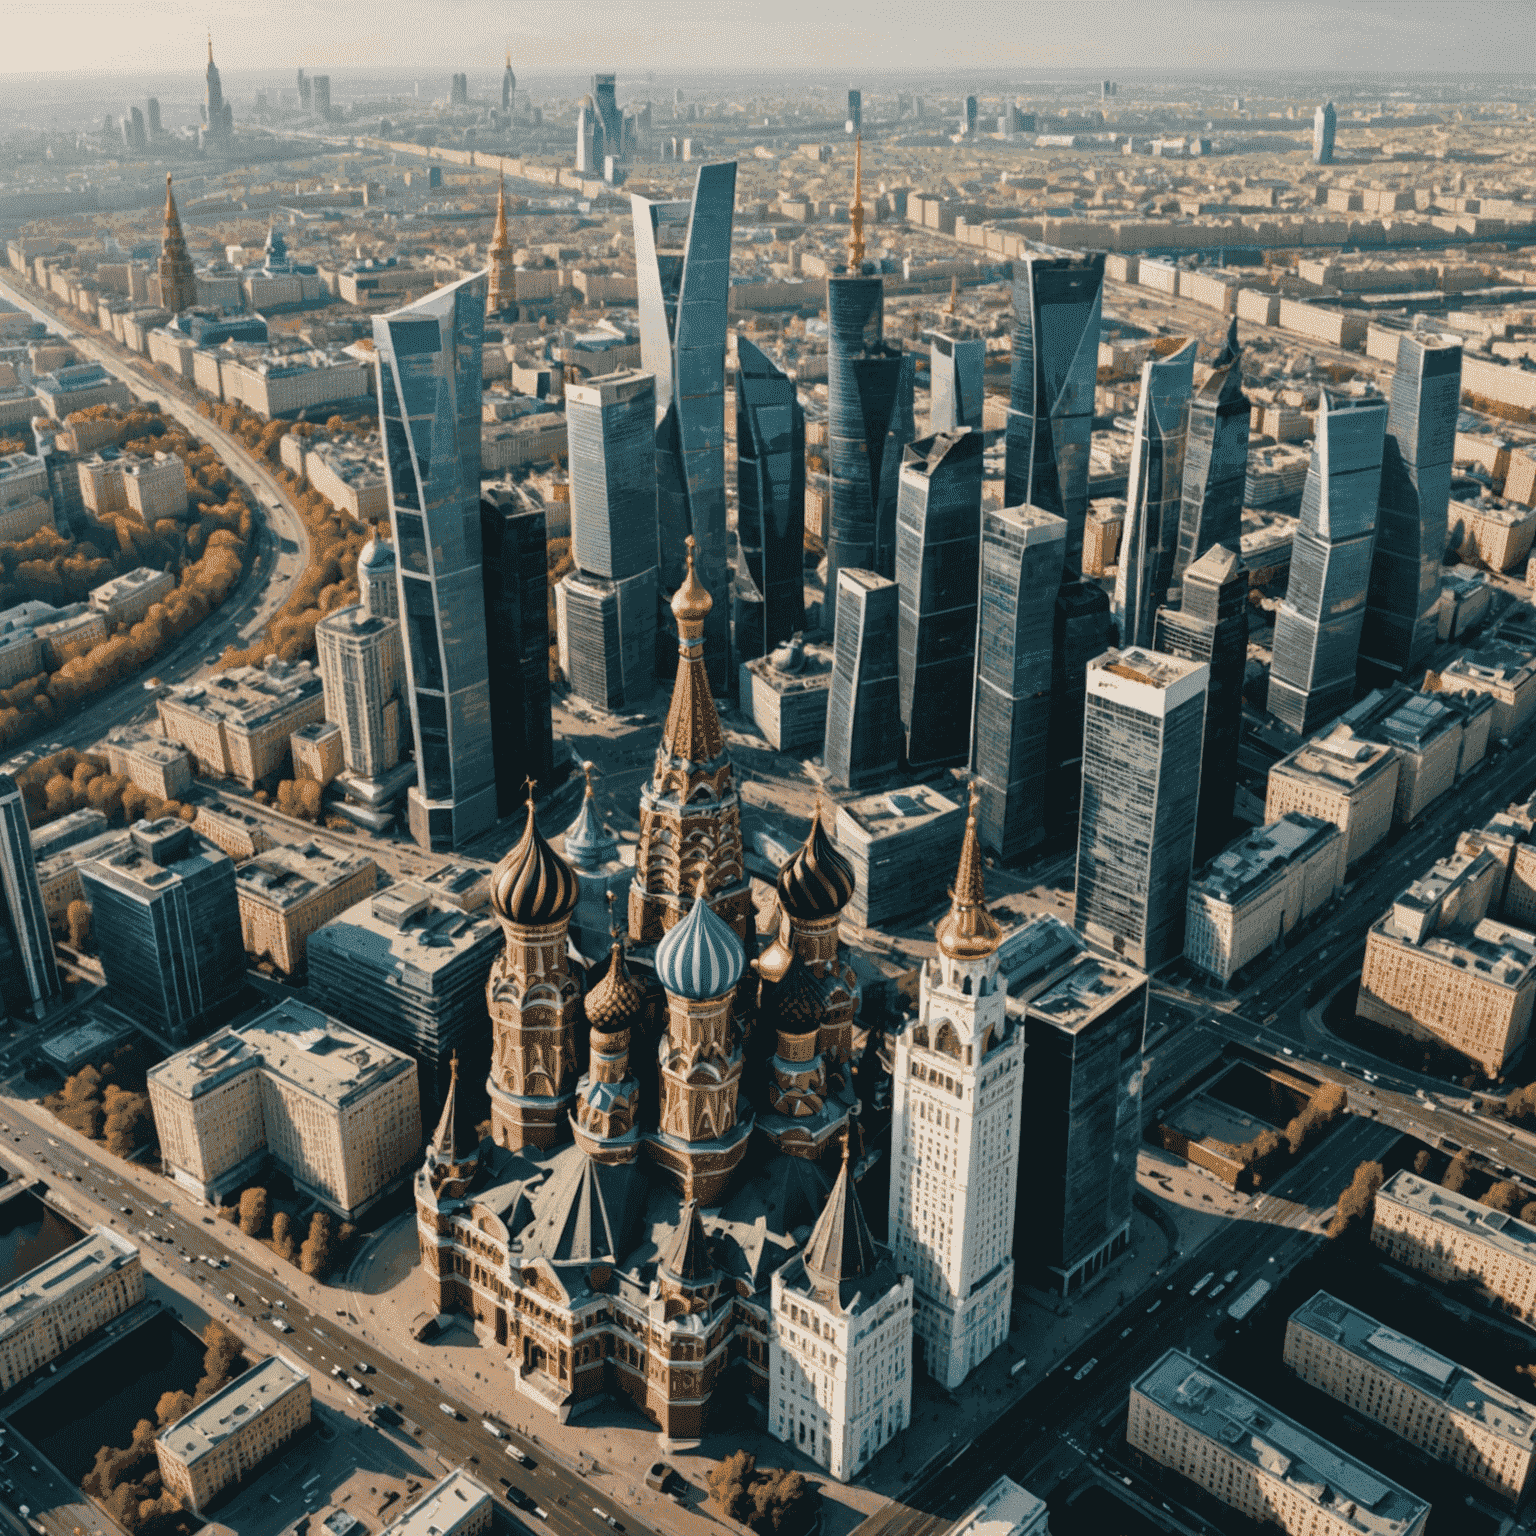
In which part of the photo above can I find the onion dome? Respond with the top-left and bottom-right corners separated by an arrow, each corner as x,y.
776,802 -> 856,923
762,952 -> 822,1037
358,536 -> 394,573
562,761 -> 616,871
936,788 -> 1002,960
655,885 -> 745,1000
670,535 -> 713,630
585,939 -> 646,1033
491,790 -> 580,927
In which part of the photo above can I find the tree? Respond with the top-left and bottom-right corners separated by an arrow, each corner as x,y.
1484,1180 -> 1526,1215
707,1453 -> 817,1536
708,1451 -> 757,1524
194,1321 -> 243,1403
1412,1149 -> 1432,1176
155,1389 -> 193,1427
1327,1160 -> 1384,1244
272,1209 -> 297,1262
1443,1150 -> 1475,1194
66,898 -> 92,950
239,1186 -> 270,1237
300,1210 -> 336,1277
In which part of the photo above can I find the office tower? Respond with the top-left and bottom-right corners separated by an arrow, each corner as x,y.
374,272 -> 496,851
1360,335 -> 1462,682
297,70 -> 310,111
486,175 -> 514,315
889,800 -> 1024,1389
146,97 -> 161,136
964,95 -> 978,137
204,35 -> 232,142
555,567 -> 656,711
126,107 -> 147,151
632,161 -> 737,687
1313,101 -> 1337,164
846,88 -> 861,134
1101,80 -> 1116,99
502,51 -> 515,112
1003,252 -> 1104,576
0,774 -> 60,1018
592,74 -> 623,152
895,428 -> 983,769
1115,339 -> 1195,649
734,337 -> 806,656
312,76 -> 331,119
450,72 -> 468,106
972,505 -> 1066,859
1170,319 -> 1249,597
1075,648 -> 1208,970
1048,581 -> 1113,809
1267,394 -> 1389,736
158,175 -> 197,317
79,818 -> 244,1043
929,334 -> 985,435
824,570 -> 902,788
1153,545 -> 1247,864
480,492 -> 553,816
1019,949 -> 1147,1294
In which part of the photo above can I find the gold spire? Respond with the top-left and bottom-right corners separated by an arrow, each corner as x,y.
936,786 -> 1002,960
486,171 -> 513,313
670,534 -> 713,636
505,46 -> 512,68
491,171 -> 509,252
659,536 -> 725,768
158,174 -> 197,316
846,133 -> 865,272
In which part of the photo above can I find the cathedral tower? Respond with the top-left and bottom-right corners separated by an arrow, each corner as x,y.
572,910 -> 643,1165
487,173 -> 515,316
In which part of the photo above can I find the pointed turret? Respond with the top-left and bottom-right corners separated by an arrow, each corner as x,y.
158,175 -> 197,316
427,1052 -> 479,1196
846,134 -> 866,272
487,172 -> 514,314
936,786 -> 1002,961
662,1199 -> 714,1284
802,1133 -> 880,1310
562,761 -> 616,872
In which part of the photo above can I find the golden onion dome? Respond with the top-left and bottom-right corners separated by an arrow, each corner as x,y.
776,801 -> 855,922
585,939 -> 646,1033
491,790 -> 580,927
670,535 -> 713,628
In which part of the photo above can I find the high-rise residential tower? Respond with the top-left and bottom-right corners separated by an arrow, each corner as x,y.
889,797 -> 1024,1389
929,334 -> 985,435
632,162 -> 737,687
972,504 -> 1066,859
1360,335 -> 1462,683
1075,648 -> 1208,971
374,272 -> 496,851
1267,393 -> 1389,736
734,337 -> 806,656
1114,339 -> 1196,649
0,774 -> 60,1018
895,428 -> 983,770
824,570 -> 902,789
1313,101 -> 1337,164
158,175 -> 197,317
1170,319 -> 1249,597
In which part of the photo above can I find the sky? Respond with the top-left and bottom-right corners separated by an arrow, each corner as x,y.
2,0 -> 1527,79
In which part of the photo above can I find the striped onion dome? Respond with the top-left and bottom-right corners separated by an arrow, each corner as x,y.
655,889 -> 745,1001
776,802 -> 855,922
491,796 -> 580,927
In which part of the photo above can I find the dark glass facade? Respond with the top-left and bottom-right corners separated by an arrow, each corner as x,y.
1047,581 -> 1113,813
734,338 -> 806,656
1313,102 -> 1337,164
894,429 -> 983,769
566,369 -> 658,582
824,570 -> 902,788
0,775 -> 59,1016
374,273 -> 496,851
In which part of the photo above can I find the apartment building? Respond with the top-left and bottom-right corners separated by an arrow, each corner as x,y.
123,452 -> 189,522
104,727 -> 193,802
379,1472 -> 493,1536
1265,723 -> 1401,868
90,566 -> 175,629
1432,645 -> 1536,740
233,841 -> 376,976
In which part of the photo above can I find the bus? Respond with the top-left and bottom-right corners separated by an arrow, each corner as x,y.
1189,1271 -> 1215,1298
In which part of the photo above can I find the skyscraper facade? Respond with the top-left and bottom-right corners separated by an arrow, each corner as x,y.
824,570 -> 902,789
846,89 -> 861,134
1075,648 -> 1208,971
204,36 -> 232,144
1267,394 -> 1389,736
1360,335 -> 1462,683
889,802 -> 1023,1389
1115,339 -> 1196,649
312,77 -> 331,120
1003,253 -> 1104,576
146,97 -> 162,136
1313,102 -> 1337,164
632,162 -> 737,687
894,429 -> 983,770
734,338 -> 806,656
1170,319 -> 1249,598
0,774 -> 60,1018
972,505 -> 1067,859
929,334 -> 985,435
502,52 -> 515,112
374,272 -> 496,851
1048,581 -> 1113,812
158,176 -> 197,317
449,73 -> 468,107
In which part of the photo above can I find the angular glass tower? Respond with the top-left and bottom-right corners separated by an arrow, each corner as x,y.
929,333 -> 985,435
972,505 -> 1067,859
633,161 -> 737,688
734,337 -> 805,656
1115,339 -> 1196,649
1267,394 -> 1389,737
824,570 -> 902,788
895,428 -> 983,770
1003,252 -> 1104,577
1171,319 -> 1249,598
1313,102 -> 1337,164
1360,335 -> 1462,684
374,271 -> 496,851
826,275 -> 915,600
0,774 -> 60,1018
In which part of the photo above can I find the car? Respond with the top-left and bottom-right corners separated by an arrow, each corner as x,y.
1119,1327 -> 1133,1339
506,1447 -> 534,1468
439,1403 -> 459,1420
274,1299 -> 287,1309
120,1206 -> 132,1215
225,1292 -> 241,1305
332,1366 -> 345,1378
1073,1358 -> 1098,1381
1281,1047 -> 1294,1056
353,1361 -> 371,1373
271,1319 -> 292,1333
1223,1271 -> 1239,1285
482,1420 -> 505,1438
346,1377 -> 367,1394
1146,1299 -> 1162,1314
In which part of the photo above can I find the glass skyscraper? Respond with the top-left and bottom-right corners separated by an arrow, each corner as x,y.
0,774 -> 59,1018
1115,339 -> 1195,649
1313,102 -> 1337,165
735,338 -> 805,656
895,428 -> 983,770
1360,335 -> 1462,684
1267,394 -> 1389,736
633,161 -> 737,688
824,569 -> 902,789
929,333 -> 985,435
374,271 -> 496,851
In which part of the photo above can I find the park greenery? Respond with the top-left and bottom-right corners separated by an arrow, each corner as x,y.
43,1037 -> 158,1159
707,1451 -> 819,1536
1235,1082 -> 1349,1189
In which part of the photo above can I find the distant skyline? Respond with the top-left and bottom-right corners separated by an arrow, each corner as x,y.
1,0 -> 1527,80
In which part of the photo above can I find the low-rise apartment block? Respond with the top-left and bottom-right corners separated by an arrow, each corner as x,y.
1454,498 -> 1536,574
220,351 -> 372,420
1128,1350 -> 1430,1536
155,1356 -> 311,1513
1265,723 -> 1401,868
148,998 -> 420,1217
234,841 -> 376,976
158,659 -> 326,788
379,1472 -> 493,1536
33,363 -> 130,419
1185,814 -> 1345,984
302,439 -> 387,521
90,566 -> 175,629
1431,645 -> 1536,741
191,794 -> 274,862
36,826 -> 132,924
104,727 -> 193,802
0,1227 -> 143,1390
123,452 -> 189,522
1285,1290 -> 1536,1504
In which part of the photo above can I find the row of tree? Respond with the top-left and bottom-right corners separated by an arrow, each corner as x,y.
43,1039 -> 158,1158
230,1186 -> 351,1279
1236,1082 -> 1349,1188
12,746 -> 196,831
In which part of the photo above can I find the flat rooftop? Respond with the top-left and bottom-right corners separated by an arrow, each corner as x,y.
1193,813 -> 1339,905
309,886 -> 503,979
1134,1351 -> 1430,1536
836,782 -> 963,841
1272,723 -> 1398,793
0,1227 -> 138,1340
233,842 -> 375,912
946,1475 -> 1047,1536
148,998 -> 414,1106
1291,1291 -> 1536,1451
1024,951 -> 1145,1033
1378,1169 -> 1536,1266
162,660 -> 321,730
158,1355 -> 308,1467
379,1471 -> 493,1536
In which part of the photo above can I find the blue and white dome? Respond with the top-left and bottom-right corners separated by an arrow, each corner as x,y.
655,892 -> 745,1001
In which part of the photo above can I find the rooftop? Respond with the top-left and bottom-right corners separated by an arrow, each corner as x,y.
1193,814 -> 1339,905
836,782 -> 963,840
1023,951 -> 1146,1032
378,1472 -> 493,1536
233,842 -> 374,912
83,818 -> 227,896
158,1356 -> 308,1468
1378,1169 -> 1536,1266
1272,723 -> 1398,792
309,885 -> 502,979
163,659 -> 321,730
1134,1351 -> 1430,1536
946,1476 -> 1048,1536
1290,1291 -> 1535,1451
0,1228 -> 138,1341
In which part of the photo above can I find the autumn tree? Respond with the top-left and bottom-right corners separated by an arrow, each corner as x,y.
272,1210 -> 297,1262
300,1210 -> 336,1277
66,898 -> 93,950
1326,1160 -> 1384,1244
239,1187 -> 270,1237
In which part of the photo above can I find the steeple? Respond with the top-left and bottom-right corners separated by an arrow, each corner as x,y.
803,1132 -> 880,1310
427,1052 -> 479,1195
936,786 -> 1002,960
207,30 -> 214,65
846,134 -> 866,272
660,536 -> 723,768
562,760 -> 617,872
158,175 -> 197,317
486,172 -> 514,315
